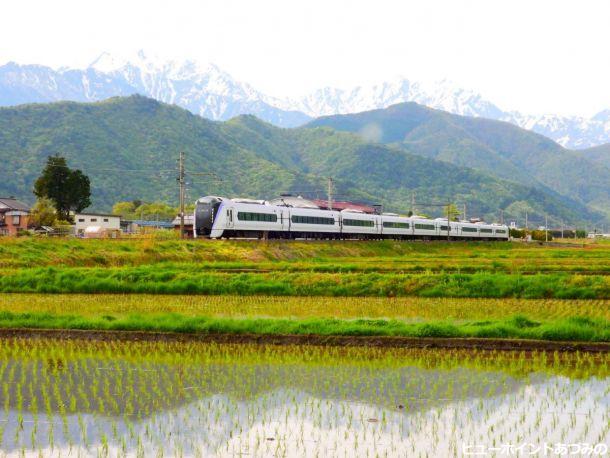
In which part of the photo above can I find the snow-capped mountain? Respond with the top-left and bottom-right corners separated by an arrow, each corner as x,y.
505,111 -> 610,149
278,78 -> 610,149
0,50 -> 309,127
0,51 -> 609,149
279,78 -> 506,120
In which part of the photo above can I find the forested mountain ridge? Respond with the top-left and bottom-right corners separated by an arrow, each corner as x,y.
574,143 -> 610,169
307,103 -> 610,219
0,95 -> 603,226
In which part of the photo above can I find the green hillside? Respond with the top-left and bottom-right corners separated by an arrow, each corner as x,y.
577,143 -> 610,169
307,103 -> 610,219
0,95 -> 602,225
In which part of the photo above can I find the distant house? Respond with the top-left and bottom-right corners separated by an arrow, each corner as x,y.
172,215 -> 194,238
0,197 -> 30,236
588,232 -> 610,239
121,219 -> 174,234
74,212 -> 121,236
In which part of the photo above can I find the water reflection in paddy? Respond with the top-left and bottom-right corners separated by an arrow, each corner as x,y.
0,339 -> 607,457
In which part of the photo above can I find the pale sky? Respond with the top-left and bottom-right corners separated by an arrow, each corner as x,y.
1,0 -> 609,117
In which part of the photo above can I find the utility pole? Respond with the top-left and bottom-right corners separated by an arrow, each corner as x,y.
327,177 -> 333,211
545,214 -> 548,242
561,221 -> 564,239
411,192 -> 416,216
500,209 -> 504,225
178,152 -> 185,239
463,203 -> 466,222
525,211 -> 528,230
446,203 -> 451,241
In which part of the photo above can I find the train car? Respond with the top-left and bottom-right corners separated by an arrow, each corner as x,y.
195,196 -> 343,239
492,224 -> 509,240
194,196 -> 224,238
380,213 -> 412,239
458,222 -> 481,239
194,195 -> 510,241
340,209 -> 380,238
208,198 -> 285,238
484,223 -> 509,240
411,217 -> 438,239
477,223 -> 496,240
288,207 -> 341,238
436,218 -> 460,240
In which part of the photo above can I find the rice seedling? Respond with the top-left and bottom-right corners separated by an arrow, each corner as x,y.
2,293 -> 607,321
0,338 -> 607,457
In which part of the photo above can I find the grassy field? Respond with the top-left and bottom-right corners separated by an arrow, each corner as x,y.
1,237 -> 609,272
1,294 -> 608,341
0,238 -> 609,342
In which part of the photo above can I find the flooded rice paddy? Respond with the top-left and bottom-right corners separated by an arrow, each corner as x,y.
0,339 -> 608,457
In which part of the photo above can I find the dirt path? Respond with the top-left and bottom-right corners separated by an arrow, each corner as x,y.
0,328 -> 608,352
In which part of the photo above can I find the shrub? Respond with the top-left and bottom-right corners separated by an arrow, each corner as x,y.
530,230 -> 552,242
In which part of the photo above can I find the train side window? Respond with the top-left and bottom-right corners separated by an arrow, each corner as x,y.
237,212 -> 277,222
383,222 -> 409,229
414,223 -> 435,230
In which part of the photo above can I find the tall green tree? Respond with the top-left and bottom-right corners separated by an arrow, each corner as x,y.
112,201 -> 137,219
29,197 -> 57,227
33,155 -> 91,221
133,201 -> 176,220
443,204 -> 461,221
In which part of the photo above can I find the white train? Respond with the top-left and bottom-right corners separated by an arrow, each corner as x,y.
193,196 -> 509,241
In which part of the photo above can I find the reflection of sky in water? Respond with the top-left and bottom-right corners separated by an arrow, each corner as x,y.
0,353 -> 608,456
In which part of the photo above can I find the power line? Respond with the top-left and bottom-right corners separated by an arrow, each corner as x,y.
35,163 -> 177,174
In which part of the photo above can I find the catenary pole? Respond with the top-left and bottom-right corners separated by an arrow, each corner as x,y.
411,192 -> 416,215
447,203 -> 451,241
178,152 -> 185,239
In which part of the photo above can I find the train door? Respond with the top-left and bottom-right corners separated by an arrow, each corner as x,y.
280,208 -> 290,234
226,207 -> 234,229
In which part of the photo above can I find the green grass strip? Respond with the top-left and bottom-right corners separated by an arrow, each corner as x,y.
0,311 -> 607,342
1,266 -> 609,298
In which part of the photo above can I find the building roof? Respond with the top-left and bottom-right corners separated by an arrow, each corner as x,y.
75,212 -> 120,218
128,219 -> 175,228
311,199 -> 376,214
0,197 -> 30,212
171,215 -> 194,225
267,196 -> 319,209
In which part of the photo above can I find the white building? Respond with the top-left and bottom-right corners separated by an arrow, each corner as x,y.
74,213 -> 121,236
588,232 -> 610,239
